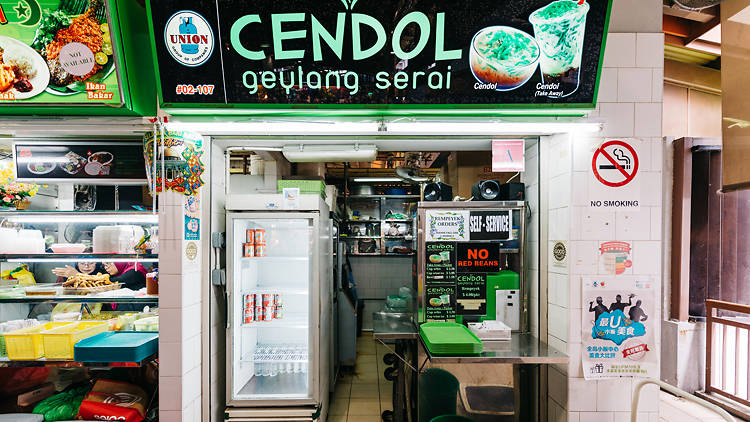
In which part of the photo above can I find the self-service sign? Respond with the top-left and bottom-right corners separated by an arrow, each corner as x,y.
588,139 -> 642,210
469,210 -> 512,241
457,243 -> 500,273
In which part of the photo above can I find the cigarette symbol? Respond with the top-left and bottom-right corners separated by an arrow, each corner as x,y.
599,148 -> 631,170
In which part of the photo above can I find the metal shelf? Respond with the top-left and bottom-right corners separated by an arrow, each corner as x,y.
0,295 -> 158,304
345,219 -> 414,223
339,195 -> 420,199
0,354 -> 157,368
341,235 -> 380,239
383,236 -> 414,240
0,254 -> 158,262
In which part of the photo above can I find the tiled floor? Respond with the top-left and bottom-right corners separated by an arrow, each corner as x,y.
329,332 -> 393,422
660,391 -> 738,422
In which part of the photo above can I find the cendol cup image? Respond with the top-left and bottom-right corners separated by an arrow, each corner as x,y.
529,0 -> 590,97
469,26 -> 540,91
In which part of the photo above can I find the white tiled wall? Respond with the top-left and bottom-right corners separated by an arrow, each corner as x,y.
521,139 -> 540,336
159,190 -> 204,422
545,28 -> 663,422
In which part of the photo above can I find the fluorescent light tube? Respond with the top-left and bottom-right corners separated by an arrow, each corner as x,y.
6,215 -> 159,224
385,122 -> 602,135
283,144 -> 377,162
174,121 -> 381,135
7,258 -> 158,263
351,177 -> 403,182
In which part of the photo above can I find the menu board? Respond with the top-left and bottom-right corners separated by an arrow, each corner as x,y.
425,242 -> 457,283
425,285 -> 456,321
14,142 -> 147,183
456,273 -> 487,316
147,0 -> 611,109
0,0 -> 123,106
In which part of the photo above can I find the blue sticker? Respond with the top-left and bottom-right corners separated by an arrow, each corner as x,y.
185,215 -> 200,240
591,310 -> 645,346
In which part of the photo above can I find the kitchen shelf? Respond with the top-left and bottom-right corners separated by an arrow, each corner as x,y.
340,195 -> 420,199
345,219 -> 414,223
350,253 -> 415,257
0,211 -> 158,223
241,256 -> 308,262
0,354 -> 157,368
0,295 -> 158,304
341,236 -> 380,239
0,253 -> 158,262
242,316 -> 308,329
384,236 -> 414,240
243,288 -> 307,295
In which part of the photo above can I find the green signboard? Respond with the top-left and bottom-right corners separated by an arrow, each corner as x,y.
146,0 -> 612,115
0,0 -> 156,115
0,0 -> 123,105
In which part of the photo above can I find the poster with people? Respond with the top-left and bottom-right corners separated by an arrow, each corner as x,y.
582,276 -> 657,380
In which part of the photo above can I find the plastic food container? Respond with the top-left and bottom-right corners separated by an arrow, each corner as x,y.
133,316 -> 158,332
42,321 -> 112,360
74,332 -> 159,363
92,225 -> 145,253
3,322 -> 74,360
63,282 -> 121,296
25,284 -> 62,296
49,243 -> 87,254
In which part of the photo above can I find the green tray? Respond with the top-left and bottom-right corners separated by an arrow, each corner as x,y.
420,322 -> 483,356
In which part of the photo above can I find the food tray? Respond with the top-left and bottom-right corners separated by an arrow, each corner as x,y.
420,322 -> 483,356
74,332 -> 158,363
3,322 -> 74,360
41,321 -> 112,360
63,283 -> 121,296
25,284 -> 62,296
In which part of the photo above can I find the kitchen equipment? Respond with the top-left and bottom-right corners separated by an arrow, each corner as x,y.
423,182 -> 453,201
49,243 -> 87,254
357,238 -> 377,253
224,194 -> 332,419
472,180 -> 501,201
467,320 -> 511,341
482,271 -> 520,330
365,223 -> 377,236
93,225 -> 145,253
352,184 -> 374,195
499,182 -> 525,201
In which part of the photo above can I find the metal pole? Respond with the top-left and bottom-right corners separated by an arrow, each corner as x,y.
631,378 -> 734,422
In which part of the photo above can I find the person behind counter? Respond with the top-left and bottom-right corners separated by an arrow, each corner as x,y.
52,261 -> 147,290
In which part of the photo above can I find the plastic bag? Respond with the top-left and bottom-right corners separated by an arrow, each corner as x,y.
32,385 -> 89,421
77,379 -> 147,422
1,265 -> 36,285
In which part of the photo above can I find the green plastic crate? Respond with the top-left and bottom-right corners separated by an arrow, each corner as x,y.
277,180 -> 326,198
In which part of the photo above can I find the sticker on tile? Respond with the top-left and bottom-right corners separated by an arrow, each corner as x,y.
582,276 -> 657,380
552,241 -> 568,268
599,241 -> 632,275
589,139 -> 642,210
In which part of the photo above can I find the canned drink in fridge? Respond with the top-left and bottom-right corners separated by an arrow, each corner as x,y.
254,244 -> 265,257
273,304 -> 283,319
246,229 -> 255,244
261,294 -> 272,307
254,229 -> 266,245
273,294 -> 281,306
243,243 -> 254,257
265,304 -> 274,320
255,304 -> 264,321
244,294 -> 255,324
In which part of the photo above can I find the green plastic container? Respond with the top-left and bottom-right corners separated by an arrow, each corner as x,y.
419,368 -> 459,422
430,416 -> 475,422
420,322 -> 483,355
481,270 -> 520,322
277,180 -> 326,198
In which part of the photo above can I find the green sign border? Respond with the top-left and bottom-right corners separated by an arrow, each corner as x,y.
146,0 -> 612,117
0,0 -> 157,116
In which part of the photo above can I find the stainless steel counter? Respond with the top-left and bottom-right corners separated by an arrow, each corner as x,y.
423,333 -> 568,365
372,317 -> 418,340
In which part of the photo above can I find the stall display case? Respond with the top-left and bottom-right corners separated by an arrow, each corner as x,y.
341,195 -> 418,256
0,211 -> 158,367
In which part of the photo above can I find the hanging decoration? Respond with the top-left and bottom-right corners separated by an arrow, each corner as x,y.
143,125 -> 205,196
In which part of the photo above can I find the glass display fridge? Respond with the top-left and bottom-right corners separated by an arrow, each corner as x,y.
225,195 -> 332,421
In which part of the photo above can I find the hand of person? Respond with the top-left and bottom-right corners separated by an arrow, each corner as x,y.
51,265 -> 77,278
629,293 -> 635,298
589,301 -> 593,306
103,262 -> 118,276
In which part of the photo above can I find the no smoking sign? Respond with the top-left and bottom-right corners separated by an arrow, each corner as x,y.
588,139 -> 642,209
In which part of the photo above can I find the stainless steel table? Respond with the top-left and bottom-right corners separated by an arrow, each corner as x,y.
422,333 -> 568,365
373,317 -> 418,422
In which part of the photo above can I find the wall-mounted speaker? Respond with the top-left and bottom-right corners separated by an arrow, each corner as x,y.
423,182 -> 453,201
472,180 -> 501,201
499,182 -> 525,201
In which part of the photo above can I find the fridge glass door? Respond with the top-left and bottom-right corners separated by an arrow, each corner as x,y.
230,216 -> 314,402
